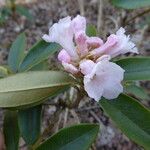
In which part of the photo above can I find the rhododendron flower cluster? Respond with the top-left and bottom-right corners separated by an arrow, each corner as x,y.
43,15 -> 138,101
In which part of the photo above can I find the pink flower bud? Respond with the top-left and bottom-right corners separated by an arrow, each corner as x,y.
86,37 -> 103,48
58,49 -> 71,63
75,31 -> 88,56
62,62 -> 78,74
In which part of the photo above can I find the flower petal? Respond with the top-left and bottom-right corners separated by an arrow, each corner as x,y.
84,59 -> 124,101
91,34 -> 118,56
75,31 -> 88,56
42,16 -> 78,59
42,34 -> 52,42
71,15 -> 86,33
96,55 -> 111,62
91,27 -> 138,58
58,49 -> 71,63
103,82 -> 123,99
87,37 -> 103,49
84,75 -> 103,101
62,62 -> 78,74
107,27 -> 138,57
80,59 -> 95,75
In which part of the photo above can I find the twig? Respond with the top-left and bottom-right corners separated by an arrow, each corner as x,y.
63,108 -> 69,127
70,110 -> 80,124
76,106 -> 100,112
89,110 -> 105,129
78,0 -> 84,16
55,112 -> 63,132
68,88 -> 84,109
125,8 -> 150,25
97,0 -> 103,35
89,110 -> 101,124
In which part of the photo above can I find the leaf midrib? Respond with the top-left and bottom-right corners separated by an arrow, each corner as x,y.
0,82 -> 72,93
125,69 -> 150,74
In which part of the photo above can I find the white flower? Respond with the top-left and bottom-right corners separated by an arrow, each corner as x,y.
92,27 -> 138,58
42,16 -> 78,59
43,16 -> 138,101
83,58 -> 124,101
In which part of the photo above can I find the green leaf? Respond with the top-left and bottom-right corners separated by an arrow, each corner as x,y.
100,94 -> 150,150
36,124 -> 99,150
19,40 -> 61,72
0,71 -> 75,108
124,84 -> 149,100
18,105 -> 42,145
3,111 -> 19,150
116,57 -> 150,81
112,0 -> 150,9
8,33 -> 26,73
30,61 -> 49,71
0,66 -> 8,78
16,5 -> 34,21
86,25 -> 97,37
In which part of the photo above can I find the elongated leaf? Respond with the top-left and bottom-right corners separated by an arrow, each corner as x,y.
16,5 -> 34,21
19,40 -> 61,72
100,94 -> 150,150
30,61 -> 49,71
124,84 -> 149,100
116,57 -> 150,81
0,71 -> 74,108
8,33 -> 26,73
112,0 -> 150,9
36,124 -> 99,150
86,24 -> 97,37
18,105 -> 42,145
3,111 -> 19,150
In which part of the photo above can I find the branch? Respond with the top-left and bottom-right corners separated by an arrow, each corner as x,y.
97,0 -> 103,35
125,8 -> 150,25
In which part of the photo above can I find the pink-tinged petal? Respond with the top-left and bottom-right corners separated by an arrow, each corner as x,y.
91,27 -> 138,58
107,27 -> 138,57
62,62 -> 78,74
84,76 -> 104,101
42,16 -> 78,59
96,55 -> 111,62
95,60 -> 124,82
103,83 -> 123,99
75,31 -> 88,56
58,49 -> 71,63
71,15 -> 86,33
79,59 -> 95,75
91,34 -> 118,57
86,37 -> 103,48
84,59 -> 124,101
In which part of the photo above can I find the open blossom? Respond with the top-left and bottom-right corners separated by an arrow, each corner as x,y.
82,58 -> 124,101
91,27 -> 138,58
42,15 -> 138,101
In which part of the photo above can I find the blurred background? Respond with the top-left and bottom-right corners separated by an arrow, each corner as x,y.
0,0 -> 150,149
